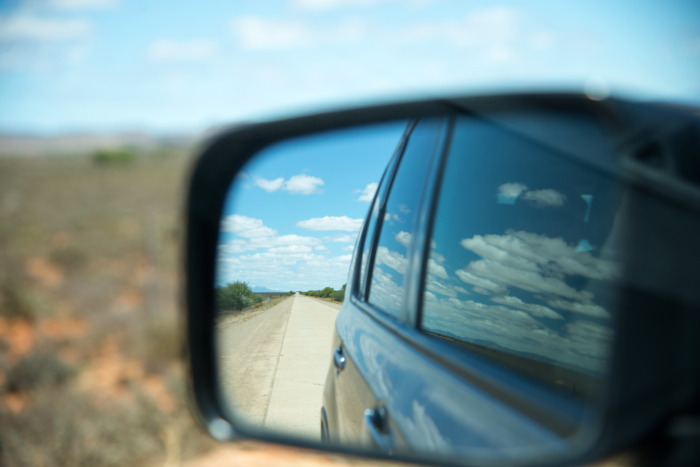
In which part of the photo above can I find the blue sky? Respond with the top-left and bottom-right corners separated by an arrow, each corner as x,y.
2,0 -> 699,291
216,121 -> 406,291
1,0 -> 699,133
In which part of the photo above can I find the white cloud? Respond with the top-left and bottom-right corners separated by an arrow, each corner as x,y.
490,295 -> 563,320
375,245 -> 407,275
497,182 -> 527,204
522,189 -> 566,207
0,15 -> 92,42
455,230 -> 618,318
231,15 -> 369,51
255,177 -> 285,192
545,298 -> 610,319
422,292 -> 612,373
499,182 -> 527,198
232,16 -> 314,50
252,174 -> 324,194
293,0 -> 377,9
497,183 -> 565,207
297,216 -> 362,232
267,245 -> 313,254
367,266 -> 404,312
284,174 -> 324,194
455,269 -> 507,294
357,182 -> 378,202
148,40 -> 218,62
395,231 -> 412,248
49,0 -> 116,9
324,234 -> 357,243
219,233 -> 323,255
293,0 -> 432,10
221,215 -> 277,238
218,249 -> 353,291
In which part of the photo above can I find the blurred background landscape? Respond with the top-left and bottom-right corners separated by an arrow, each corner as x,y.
0,138 -> 219,465
1,0 -> 697,465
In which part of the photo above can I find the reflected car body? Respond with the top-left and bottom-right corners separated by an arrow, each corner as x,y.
320,98 -> 700,461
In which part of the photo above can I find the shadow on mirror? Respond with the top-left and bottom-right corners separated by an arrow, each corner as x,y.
213,111 -> 623,463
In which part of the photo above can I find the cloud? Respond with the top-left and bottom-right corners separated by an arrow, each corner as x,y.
490,295 -> 563,320
375,245 -> 407,275
0,15 -> 92,42
252,174 -> 324,194
388,7 -> 519,51
232,16 -> 315,50
357,182 -> 378,202
284,174 -> 324,194
456,230 -> 618,318
292,0 -> 432,10
218,215 -> 323,255
218,248 -> 353,291
497,182 -> 527,204
267,245 -> 314,254
422,292 -> 612,373
49,0 -> 116,9
221,215 -> 277,238
522,189 -> 566,207
148,40 -> 218,62
232,6 -> 523,58
293,0 -> 377,9
255,177 -> 285,192
231,15 -> 369,51
497,183 -> 565,207
297,216 -> 362,232
324,234 -> 357,243
366,266 -> 404,313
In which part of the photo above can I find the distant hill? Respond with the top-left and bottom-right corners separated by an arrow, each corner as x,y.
0,131 -> 200,158
251,285 -> 284,293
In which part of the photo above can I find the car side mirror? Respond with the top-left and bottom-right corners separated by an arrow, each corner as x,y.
185,93 -> 700,466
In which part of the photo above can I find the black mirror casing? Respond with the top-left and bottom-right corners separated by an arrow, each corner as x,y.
185,92 -> 700,466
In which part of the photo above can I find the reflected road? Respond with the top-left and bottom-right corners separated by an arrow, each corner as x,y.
217,295 -> 339,439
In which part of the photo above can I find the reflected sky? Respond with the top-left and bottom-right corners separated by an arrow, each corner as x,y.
420,113 -> 622,383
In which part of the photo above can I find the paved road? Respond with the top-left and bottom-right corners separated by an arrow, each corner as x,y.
217,295 -> 340,440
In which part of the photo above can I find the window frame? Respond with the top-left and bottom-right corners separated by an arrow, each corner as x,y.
350,117 -> 451,326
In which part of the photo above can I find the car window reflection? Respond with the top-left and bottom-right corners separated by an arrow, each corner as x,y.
421,114 -> 622,400
368,119 -> 446,319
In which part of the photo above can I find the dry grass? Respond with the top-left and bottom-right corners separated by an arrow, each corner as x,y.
0,152 -> 218,466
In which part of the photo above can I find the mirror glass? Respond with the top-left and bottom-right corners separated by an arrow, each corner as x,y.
214,110 -> 623,462
214,121 -> 405,437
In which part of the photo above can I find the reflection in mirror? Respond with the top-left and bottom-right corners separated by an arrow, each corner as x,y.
420,114 -> 621,401
213,109 -> 624,462
214,122 -> 405,438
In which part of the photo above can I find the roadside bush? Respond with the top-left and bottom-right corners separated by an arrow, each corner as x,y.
304,284 -> 346,302
331,289 -> 345,302
216,281 -> 262,312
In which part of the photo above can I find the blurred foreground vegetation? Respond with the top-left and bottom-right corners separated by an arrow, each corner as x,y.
0,149 -> 218,466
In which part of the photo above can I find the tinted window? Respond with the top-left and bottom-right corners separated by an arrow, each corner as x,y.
368,119 -> 445,319
357,180 -> 382,298
421,113 -> 621,398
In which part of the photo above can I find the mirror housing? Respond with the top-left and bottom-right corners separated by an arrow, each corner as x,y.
185,92 -> 700,466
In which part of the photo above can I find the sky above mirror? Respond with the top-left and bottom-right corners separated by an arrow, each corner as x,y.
1,0 -> 699,133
